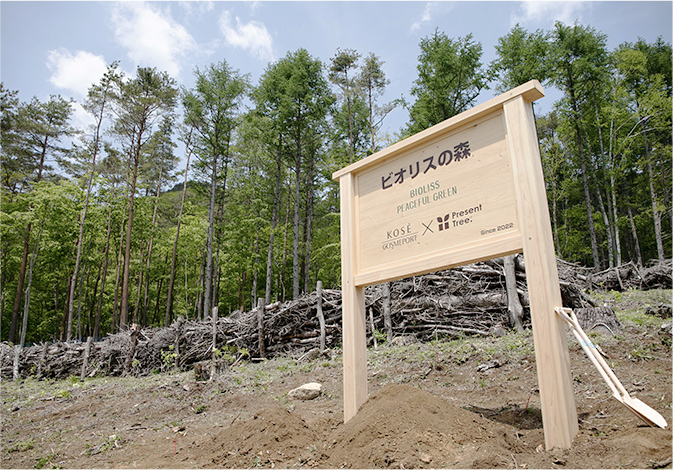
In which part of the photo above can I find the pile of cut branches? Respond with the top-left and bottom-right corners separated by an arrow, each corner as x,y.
2,256 -> 647,380
589,259 -> 672,291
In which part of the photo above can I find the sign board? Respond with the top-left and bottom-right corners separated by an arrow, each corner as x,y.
333,80 -> 579,450
352,108 -> 521,286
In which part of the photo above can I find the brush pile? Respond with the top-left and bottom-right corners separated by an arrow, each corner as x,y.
3,257 -> 667,380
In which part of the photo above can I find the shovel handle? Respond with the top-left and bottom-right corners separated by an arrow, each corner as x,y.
556,307 -> 668,429
566,310 -> 630,398
556,308 -> 621,399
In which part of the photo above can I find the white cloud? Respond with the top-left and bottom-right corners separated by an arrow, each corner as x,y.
179,1 -> 214,16
46,49 -> 108,99
110,2 -> 197,77
511,1 -> 589,27
248,2 -> 261,14
219,11 -> 273,61
71,102 -> 98,140
411,2 -> 436,32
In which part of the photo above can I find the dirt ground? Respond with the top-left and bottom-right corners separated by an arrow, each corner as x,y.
2,289 -> 671,469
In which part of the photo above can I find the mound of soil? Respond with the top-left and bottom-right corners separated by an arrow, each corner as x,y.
211,406 -> 317,468
322,384 -> 517,469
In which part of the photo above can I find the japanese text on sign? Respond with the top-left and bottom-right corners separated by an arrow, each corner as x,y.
381,141 -> 471,190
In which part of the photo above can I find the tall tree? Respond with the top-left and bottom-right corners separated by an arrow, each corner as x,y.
139,116 -> 177,326
406,30 -> 489,135
329,48 -> 360,164
615,39 -> 672,262
255,49 -> 333,299
65,63 -> 119,340
4,94 -> 73,343
165,126 -> 194,326
110,67 -> 177,329
549,22 -> 610,269
358,53 -> 396,154
182,61 -> 249,318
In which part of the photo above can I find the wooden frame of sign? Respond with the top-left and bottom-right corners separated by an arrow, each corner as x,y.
332,80 -> 579,450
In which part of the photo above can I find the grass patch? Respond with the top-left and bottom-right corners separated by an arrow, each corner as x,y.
592,289 -> 671,329
5,438 -> 34,453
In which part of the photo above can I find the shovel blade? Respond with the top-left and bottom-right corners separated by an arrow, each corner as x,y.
621,395 -> 668,429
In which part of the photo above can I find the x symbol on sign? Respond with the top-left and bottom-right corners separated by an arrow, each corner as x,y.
422,221 -> 434,236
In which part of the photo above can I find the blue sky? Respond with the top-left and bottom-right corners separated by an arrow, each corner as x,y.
2,1 -> 672,143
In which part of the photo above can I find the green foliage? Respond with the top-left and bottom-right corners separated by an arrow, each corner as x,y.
490,24 -> 551,91
1,25 -> 670,343
406,29 -> 489,135
373,329 -> 387,344
161,345 -> 178,370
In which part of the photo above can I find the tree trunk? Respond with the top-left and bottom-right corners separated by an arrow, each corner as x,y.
607,97 -> 623,267
212,156 -> 229,312
316,280 -> 326,352
292,154 -> 302,299
643,130 -> 665,261
67,100 -> 107,341
124,325 -> 139,374
196,251 -> 206,320
59,276 -> 72,341
265,143 -> 283,305
292,104 -> 303,300
165,139 -> 192,326
256,297 -> 265,359
503,255 -> 524,332
80,336 -> 93,381
574,306 -> 620,333
251,225 -> 260,310
131,256 -> 144,325
627,204 -> 643,267
120,137 -> 142,329
575,126 -> 601,267
87,261 -> 102,337
367,86 -> 376,153
280,187 -> 291,302
203,152 -> 218,321
9,224 -> 30,343
141,167 -> 163,327
595,184 -> 614,267
590,88 -> 617,267
369,308 -> 377,349
382,281 -> 393,341
111,206 -> 127,334
551,175 -> 560,252
303,157 -> 315,294
346,84 -> 354,164
74,262 -> 88,340
94,196 -> 116,338
153,264 -> 165,325
20,225 -> 43,347
238,269 -> 247,312
610,171 -> 622,266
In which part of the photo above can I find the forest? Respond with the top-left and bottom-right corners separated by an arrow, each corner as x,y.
1,22 -> 671,346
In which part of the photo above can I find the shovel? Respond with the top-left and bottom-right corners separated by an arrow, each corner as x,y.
555,307 -> 668,429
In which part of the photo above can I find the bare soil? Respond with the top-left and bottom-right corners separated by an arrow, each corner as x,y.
2,290 -> 671,469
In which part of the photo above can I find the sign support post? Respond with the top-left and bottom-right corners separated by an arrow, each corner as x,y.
339,172 -> 368,422
503,94 -> 579,449
334,80 -> 579,449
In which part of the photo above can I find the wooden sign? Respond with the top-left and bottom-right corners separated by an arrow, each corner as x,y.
353,107 -> 521,286
333,80 -> 579,450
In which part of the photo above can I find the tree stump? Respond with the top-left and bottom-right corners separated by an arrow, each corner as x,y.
574,307 -> 621,335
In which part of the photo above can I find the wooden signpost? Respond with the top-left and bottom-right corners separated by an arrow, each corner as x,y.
333,80 -> 579,450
